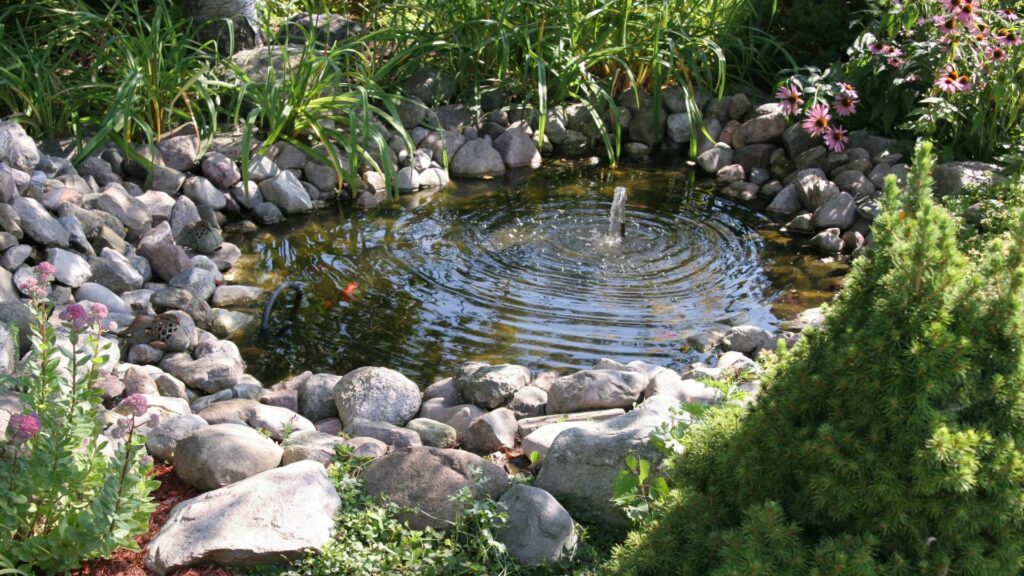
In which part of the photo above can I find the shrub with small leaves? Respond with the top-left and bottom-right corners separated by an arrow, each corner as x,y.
605,142 -> 1024,575
0,264 -> 157,573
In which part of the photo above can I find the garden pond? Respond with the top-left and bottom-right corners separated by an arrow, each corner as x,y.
228,161 -> 847,385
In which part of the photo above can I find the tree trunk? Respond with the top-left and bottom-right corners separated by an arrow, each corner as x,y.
185,0 -> 262,53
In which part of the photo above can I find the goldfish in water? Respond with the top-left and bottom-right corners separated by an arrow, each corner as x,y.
342,282 -> 359,302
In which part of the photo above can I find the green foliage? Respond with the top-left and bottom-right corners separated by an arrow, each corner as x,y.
605,141 -> 1024,575
0,0 -> 219,159
248,445 -> 517,576
0,268 -> 157,573
844,0 -> 1024,161
759,0 -> 868,67
941,174 -> 1024,256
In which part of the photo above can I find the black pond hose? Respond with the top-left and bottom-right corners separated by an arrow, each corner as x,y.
260,281 -> 306,336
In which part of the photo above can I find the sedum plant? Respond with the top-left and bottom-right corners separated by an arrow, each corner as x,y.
0,263 -> 157,573
605,141 -> 1024,575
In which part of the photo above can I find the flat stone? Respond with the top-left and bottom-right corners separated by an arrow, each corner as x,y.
258,171 -> 313,214
461,407 -> 517,454
546,370 -> 648,413
346,418 -> 422,448
145,461 -> 340,575
12,196 -> 69,248
46,247 -> 91,287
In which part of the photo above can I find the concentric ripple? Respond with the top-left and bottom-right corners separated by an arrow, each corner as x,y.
230,164 -> 838,385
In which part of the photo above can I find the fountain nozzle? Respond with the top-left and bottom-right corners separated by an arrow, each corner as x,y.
609,186 -> 627,239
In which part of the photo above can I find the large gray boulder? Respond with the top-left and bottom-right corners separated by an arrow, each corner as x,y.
173,423 -> 283,491
721,324 -> 776,355
461,407 -> 517,454
332,366 -> 420,427
258,170 -> 314,214
454,362 -> 532,410
732,111 -> 786,148
145,414 -> 209,462
362,446 -> 509,530
493,128 -> 541,168
297,373 -> 341,422
932,161 -> 1002,197
545,369 -> 648,413
12,197 -> 69,248
535,395 -> 680,530
449,138 -> 506,178
811,191 -> 857,230
496,484 -> 577,566
0,122 -> 40,172
145,461 -> 340,575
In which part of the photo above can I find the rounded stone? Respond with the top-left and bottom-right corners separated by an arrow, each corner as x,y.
332,366 -> 420,427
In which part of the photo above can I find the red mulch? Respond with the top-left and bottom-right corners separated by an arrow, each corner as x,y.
74,465 -> 232,576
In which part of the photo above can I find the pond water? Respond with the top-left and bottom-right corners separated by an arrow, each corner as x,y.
227,162 -> 847,386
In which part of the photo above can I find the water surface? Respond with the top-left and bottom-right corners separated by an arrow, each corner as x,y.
227,162 -> 846,385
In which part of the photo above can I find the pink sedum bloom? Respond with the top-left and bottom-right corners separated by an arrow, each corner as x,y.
119,393 -> 149,418
59,303 -> 90,331
35,262 -> 55,282
775,84 -> 804,116
88,302 -> 108,321
802,103 -> 831,137
824,126 -> 849,153
8,412 -> 40,441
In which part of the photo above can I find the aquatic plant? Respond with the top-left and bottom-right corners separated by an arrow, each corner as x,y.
604,142 -> 1024,574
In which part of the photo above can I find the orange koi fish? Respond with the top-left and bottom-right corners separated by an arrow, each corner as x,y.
342,282 -> 359,302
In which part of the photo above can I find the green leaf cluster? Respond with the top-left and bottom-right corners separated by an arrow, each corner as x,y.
0,296 -> 157,573
605,141 -> 1024,575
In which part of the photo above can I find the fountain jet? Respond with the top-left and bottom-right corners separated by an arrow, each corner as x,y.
609,186 -> 627,238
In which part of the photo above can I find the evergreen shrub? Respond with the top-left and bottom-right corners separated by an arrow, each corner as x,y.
605,142 -> 1024,575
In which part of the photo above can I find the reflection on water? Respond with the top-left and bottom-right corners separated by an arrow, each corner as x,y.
227,162 -> 847,386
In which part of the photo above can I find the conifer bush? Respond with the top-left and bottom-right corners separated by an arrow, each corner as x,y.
605,142 -> 1024,575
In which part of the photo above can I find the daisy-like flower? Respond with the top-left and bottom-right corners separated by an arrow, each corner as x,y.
955,1 -> 977,25
775,84 -> 804,116
802,103 -> 831,137
888,57 -> 905,68
935,70 -> 961,93
997,9 -> 1018,22
986,44 -> 1009,61
956,73 -> 973,92
59,303 -> 90,331
995,27 -> 1022,45
868,41 -> 890,55
833,95 -> 858,116
940,0 -> 963,9
836,83 -> 858,99
824,126 -> 849,153
935,15 -> 959,34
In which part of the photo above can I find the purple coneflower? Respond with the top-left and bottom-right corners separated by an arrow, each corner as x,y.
995,27 -> 1022,45
833,95 -> 858,116
935,70 -> 961,93
802,103 -> 831,137
997,9 -> 1017,21
986,44 -> 1009,61
824,126 -> 849,153
940,0 -> 963,9
956,1 -> 977,24
775,84 -> 804,116
935,15 -> 959,34
868,41 -> 890,55
956,73 -> 973,92
836,83 -> 858,99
